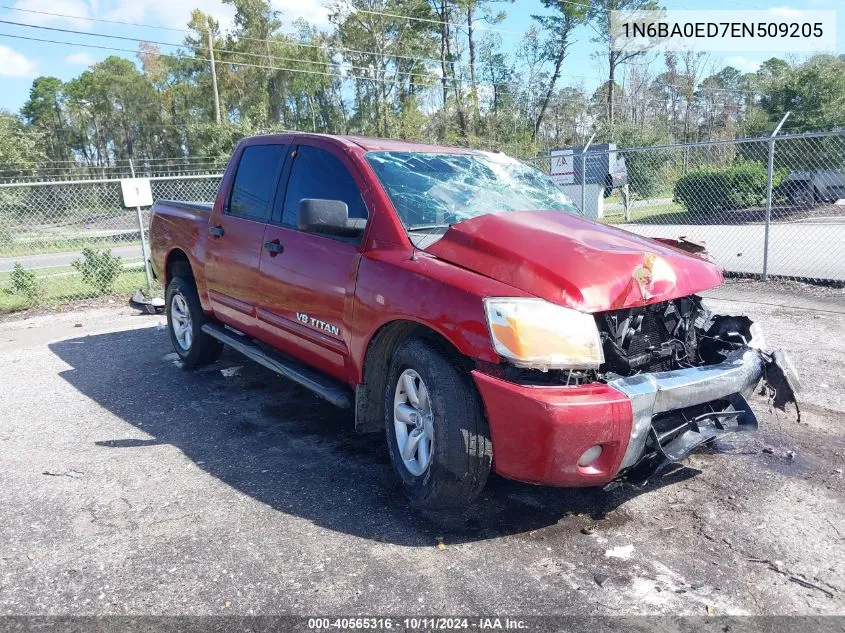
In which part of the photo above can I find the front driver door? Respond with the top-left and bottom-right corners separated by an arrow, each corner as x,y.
256,143 -> 369,382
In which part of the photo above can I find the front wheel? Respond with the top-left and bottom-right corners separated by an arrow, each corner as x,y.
166,276 -> 223,367
385,336 -> 492,509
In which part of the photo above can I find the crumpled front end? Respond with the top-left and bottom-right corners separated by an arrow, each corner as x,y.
606,346 -> 798,487
473,295 -> 800,488
595,295 -> 800,486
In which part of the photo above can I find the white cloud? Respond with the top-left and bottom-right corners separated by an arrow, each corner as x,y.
271,0 -> 331,27
11,0 -> 94,27
103,0 -> 236,33
724,55 -> 761,74
0,45 -> 37,77
65,51 -> 97,65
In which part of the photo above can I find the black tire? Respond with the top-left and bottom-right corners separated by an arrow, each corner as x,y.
165,276 -> 223,368
384,336 -> 492,509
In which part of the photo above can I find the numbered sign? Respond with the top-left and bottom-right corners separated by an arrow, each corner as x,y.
120,178 -> 153,207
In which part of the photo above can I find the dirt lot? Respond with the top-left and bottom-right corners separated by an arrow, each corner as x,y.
0,282 -> 843,619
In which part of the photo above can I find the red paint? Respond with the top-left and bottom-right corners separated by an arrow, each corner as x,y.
472,371 -> 633,486
426,211 -> 724,312
150,133 -> 726,487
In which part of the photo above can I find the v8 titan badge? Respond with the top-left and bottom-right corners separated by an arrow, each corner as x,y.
296,312 -> 340,337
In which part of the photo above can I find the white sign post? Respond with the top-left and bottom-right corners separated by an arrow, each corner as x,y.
122,165 -> 154,288
120,178 -> 153,208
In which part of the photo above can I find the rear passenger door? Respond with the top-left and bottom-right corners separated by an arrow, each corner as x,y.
256,143 -> 369,382
205,143 -> 287,336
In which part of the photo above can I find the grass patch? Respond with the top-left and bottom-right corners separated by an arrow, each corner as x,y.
601,200 -> 690,225
0,265 -> 149,314
0,236 -> 142,258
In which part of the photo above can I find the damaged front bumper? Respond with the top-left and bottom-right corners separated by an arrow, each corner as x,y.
608,346 -> 799,487
472,345 -> 799,489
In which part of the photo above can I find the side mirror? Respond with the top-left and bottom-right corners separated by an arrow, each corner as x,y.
297,199 -> 365,237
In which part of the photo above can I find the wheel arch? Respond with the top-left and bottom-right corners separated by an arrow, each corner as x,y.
165,248 -> 193,286
354,319 -> 473,433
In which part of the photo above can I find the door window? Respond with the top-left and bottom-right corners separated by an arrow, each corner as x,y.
281,146 -> 368,227
227,144 -> 286,221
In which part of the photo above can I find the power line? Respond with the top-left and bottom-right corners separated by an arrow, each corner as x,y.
0,4 -> 189,32
0,21 -> 551,88
0,15 -> 760,95
343,6 -> 524,35
0,4 -> 514,72
0,19 -> 449,81
0,31 -> 443,88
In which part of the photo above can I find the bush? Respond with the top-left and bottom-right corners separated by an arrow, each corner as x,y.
625,149 -> 675,198
674,160 -> 770,214
8,263 -> 43,304
71,247 -> 122,294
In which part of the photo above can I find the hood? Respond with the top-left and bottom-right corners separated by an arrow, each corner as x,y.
424,210 -> 723,313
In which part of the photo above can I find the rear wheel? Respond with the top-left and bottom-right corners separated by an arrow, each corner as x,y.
384,336 -> 491,509
166,276 -> 223,367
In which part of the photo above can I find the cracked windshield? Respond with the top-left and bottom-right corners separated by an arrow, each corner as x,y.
365,151 -> 580,239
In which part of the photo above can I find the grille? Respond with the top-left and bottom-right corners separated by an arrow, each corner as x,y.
599,302 -> 678,375
627,309 -> 671,356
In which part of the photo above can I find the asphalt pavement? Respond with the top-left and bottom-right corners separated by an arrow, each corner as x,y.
0,282 -> 843,618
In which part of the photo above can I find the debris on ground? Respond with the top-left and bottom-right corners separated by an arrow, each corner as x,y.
605,545 -> 634,559
42,470 -> 83,478
594,573 -> 610,588
436,537 -> 446,551
220,366 -> 242,377
129,289 -> 165,315
581,526 -> 595,535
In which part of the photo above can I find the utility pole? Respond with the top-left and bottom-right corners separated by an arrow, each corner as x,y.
208,28 -> 221,124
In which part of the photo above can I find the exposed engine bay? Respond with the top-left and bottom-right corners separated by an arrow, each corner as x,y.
596,295 -> 758,378
497,294 -> 801,488
595,294 -> 800,487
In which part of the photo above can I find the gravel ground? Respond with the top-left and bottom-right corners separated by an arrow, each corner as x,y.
0,283 -> 843,619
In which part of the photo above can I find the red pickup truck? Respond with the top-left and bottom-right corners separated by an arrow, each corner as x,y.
149,133 -> 798,509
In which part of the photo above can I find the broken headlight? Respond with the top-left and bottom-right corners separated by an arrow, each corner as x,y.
483,298 -> 605,371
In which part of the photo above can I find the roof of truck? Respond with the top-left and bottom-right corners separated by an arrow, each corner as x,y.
243,132 -> 485,154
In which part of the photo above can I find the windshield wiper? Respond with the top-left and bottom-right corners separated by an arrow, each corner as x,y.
406,223 -> 453,232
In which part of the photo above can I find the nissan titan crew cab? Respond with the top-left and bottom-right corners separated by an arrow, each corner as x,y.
149,134 -> 800,509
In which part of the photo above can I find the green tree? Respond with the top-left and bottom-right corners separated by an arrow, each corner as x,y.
21,77 -> 71,163
588,0 -> 661,136
0,111 -> 44,172
530,0 -> 588,142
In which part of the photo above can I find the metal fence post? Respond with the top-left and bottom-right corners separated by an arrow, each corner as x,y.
581,132 -> 596,215
129,159 -> 154,290
762,112 -> 790,281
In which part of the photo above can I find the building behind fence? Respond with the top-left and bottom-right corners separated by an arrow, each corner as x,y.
0,129 -> 843,310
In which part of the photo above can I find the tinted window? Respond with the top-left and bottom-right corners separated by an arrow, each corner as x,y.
228,145 -> 286,221
281,146 -> 368,226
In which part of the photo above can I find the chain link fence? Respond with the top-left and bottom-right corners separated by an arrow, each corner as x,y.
0,173 -> 221,312
529,130 -> 845,284
1,130 -> 843,313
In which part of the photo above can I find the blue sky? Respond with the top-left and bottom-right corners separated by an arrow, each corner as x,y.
0,0 -> 841,114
